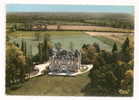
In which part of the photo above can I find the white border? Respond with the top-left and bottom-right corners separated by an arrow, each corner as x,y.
2,0 -> 136,5
0,0 -> 139,100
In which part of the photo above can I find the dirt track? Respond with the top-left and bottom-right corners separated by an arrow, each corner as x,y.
32,24 -> 133,33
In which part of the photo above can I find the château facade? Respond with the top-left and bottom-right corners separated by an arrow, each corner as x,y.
48,48 -> 81,73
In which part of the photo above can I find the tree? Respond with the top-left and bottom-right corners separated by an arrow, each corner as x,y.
122,37 -> 129,52
21,40 -> 24,53
112,42 -> 118,53
93,42 -> 100,52
55,42 -> 62,51
120,37 -> 132,62
38,42 -> 43,63
21,40 -> 27,56
24,41 -> 27,56
10,24 -> 17,32
34,32 -> 40,41
28,44 -> 32,58
6,42 -> 26,89
120,69 -> 133,96
82,44 -> 87,49
42,36 -> 49,62
69,42 -> 74,51
6,35 -> 10,41
36,34 -> 52,63
111,43 -> 119,62
104,71 -> 118,91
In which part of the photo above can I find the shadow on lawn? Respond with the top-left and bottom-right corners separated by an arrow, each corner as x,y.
81,83 -> 123,96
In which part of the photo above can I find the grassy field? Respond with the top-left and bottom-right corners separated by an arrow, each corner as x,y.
92,36 -> 117,47
8,31 -> 115,56
7,73 -> 90,96
9,31 -> 84,37
85,32 -> 134,48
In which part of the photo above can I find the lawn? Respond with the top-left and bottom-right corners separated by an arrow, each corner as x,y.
8,31 -> 113,56
8,31 -> 84,37
8,30 -> 133,58
6,73 -> 90,96
92,36 -> 116,47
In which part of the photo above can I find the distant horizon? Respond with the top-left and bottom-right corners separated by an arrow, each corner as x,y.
6,4 -> 134,15
6,11 -> 132,14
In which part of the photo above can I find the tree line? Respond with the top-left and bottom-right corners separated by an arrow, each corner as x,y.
7,12 -> 134,29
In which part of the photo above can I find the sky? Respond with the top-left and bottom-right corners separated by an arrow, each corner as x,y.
6,4 -> 134,14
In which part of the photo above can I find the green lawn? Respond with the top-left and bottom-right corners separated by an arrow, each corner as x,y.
9,31 -> 84,37
6,73 -> 90,96
8,31 -> 113,56
9,30 -> 133,57
92,36 -> 119,47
